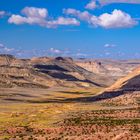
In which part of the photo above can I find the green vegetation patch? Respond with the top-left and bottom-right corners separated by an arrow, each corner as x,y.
63,117 -> 140,126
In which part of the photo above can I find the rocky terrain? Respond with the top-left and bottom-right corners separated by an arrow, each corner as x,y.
76,59 -> 140,78
0,55 -> 116,89
0,54 -> 140,140
96,66 -> 140,108
0,54 -> 140,89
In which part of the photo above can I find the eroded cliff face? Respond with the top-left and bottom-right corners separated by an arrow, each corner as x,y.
76,60 -> 107,75
0,54 -> 15,66
0,55 -> 111,88
0,55 -> 140,89
76,59 -> 139,77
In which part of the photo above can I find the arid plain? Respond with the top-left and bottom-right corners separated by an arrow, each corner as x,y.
0,55 -> 140,140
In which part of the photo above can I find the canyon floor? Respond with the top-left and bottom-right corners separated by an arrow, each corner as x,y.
0,87 -> 139,140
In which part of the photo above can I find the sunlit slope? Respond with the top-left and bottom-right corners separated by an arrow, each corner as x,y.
106,67 -> 140,91
0,55 -> 113,88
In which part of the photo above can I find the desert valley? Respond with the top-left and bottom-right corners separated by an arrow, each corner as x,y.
0,54 -> 139,139
1,0 -> 140,139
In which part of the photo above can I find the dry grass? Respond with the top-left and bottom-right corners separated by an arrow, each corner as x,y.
0,87 -> 139,139
0,87 -> 103,136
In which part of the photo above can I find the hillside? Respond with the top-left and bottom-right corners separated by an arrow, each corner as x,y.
106,66 -> 140,91
0,55 -> 115,88
98,66 -> 140,106
76,59 -> 140,78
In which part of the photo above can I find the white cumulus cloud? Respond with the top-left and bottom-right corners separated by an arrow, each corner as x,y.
85,0 -> 98,10
22,7 -> 48,18
98,9 -> 137,28
8,7 -> 80,28
64,8 -> 92,21
86,0 -> 140,8
98,0 -> 140,6
47,17 -> 80,28
64,8 -> 138,28
8,7 -> 48,26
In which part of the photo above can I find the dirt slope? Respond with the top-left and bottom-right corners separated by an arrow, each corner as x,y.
98,66 -> 140,106
0,55 -> 113,88
106,66 -> 140,91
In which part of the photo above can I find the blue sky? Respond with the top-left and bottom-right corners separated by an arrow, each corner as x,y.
0,0 -> 140,59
